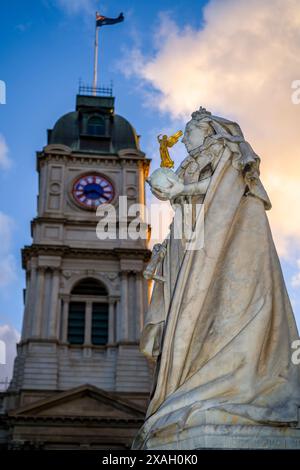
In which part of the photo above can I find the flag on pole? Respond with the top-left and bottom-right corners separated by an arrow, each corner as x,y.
96,12 -> 124,28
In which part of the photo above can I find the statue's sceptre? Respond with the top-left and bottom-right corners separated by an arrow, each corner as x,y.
143,241 -> 167,283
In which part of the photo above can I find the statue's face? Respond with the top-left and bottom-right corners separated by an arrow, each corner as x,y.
182,120 -> 210,152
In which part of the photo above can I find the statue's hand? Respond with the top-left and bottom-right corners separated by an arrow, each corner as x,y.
148,179 -> 184,201
164,177 -> 184,199
150,187 -> 169,201
147,169 -> 184,201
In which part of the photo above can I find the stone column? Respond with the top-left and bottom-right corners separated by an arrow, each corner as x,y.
39,161 -> 48,215
136,272 -> 145,339
61,294 -> 70,343
32,267 -> 45,337
115,298 -> 121,342
49,268 -> 60,339
144,277 -> 150,319
84,301 -> 92,345
21,270 -> 32,340
108,296 -> 115,344
23,261 -> 37,340
120,271 -> 129,342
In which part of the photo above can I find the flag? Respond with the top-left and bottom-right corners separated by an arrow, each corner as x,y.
96,12 -> 124,28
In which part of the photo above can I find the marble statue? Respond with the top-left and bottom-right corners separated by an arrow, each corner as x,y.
132,107 -> 300,449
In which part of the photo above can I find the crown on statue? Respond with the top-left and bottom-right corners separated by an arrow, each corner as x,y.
191,107 -> 212,121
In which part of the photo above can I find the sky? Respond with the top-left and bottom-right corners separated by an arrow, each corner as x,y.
0,0 -> 300,383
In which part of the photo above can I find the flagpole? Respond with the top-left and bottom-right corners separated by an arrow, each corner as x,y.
93,12 -> 99,96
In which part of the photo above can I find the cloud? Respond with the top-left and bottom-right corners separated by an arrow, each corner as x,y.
0,134 -> 12,170
123,0 -> 300,257
0,255 -> 17,288
0,324 -> 20,388
292,274 -> 300,288
292,260 -> 300,288
0,212 -> 17,288
0,212 -> 14,253
55,0 -> 98,15
15,22 -> 32,33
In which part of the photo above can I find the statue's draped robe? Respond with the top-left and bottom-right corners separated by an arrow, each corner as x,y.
134,125 -> 300,449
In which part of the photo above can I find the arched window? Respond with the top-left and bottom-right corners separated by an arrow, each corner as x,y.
67,278 -> 109,346
71,277 -> 107,296
87,115 -> 105,136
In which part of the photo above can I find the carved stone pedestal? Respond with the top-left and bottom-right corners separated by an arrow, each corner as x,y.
144,423 -> 300,450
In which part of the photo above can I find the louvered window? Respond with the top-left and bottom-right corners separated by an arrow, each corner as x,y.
92,303 -> 109,345
67,302 -> 85,345
67,278 -> 109,346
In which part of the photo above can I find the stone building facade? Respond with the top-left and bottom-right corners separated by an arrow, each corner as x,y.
0,91 -> 152,449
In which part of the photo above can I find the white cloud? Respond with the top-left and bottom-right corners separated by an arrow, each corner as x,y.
15,22 -> 32,33
0,255 -> 17,288
55,0 -> 98,15
0,212 -> 17,288
0,134 -> 12,170
123,0 -> 300,257
0,324 -> 20,388
292,260 -> 300,288
0,212 -> 14,254
292,274 -> 300,288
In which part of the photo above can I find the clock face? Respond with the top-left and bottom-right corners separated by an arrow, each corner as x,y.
72,174 -> 114,209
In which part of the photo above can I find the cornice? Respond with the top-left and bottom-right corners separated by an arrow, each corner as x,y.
31,216 -> 149,226
22,244 -> 151,268
36,150 -> 151,171
7,415 -> 144,425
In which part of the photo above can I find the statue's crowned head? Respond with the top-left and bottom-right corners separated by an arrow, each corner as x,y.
191,106 -> 212,121
182,107 -> 214,153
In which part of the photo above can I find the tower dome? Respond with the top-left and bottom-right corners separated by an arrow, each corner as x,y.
47,93 -> 140,153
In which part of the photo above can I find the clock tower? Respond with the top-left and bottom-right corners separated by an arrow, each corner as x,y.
4,88 -> 152,449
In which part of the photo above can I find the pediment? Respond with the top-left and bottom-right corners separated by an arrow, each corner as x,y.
10,384 -> 145,419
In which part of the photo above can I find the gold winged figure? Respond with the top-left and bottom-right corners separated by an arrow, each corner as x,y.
157,130 -> 183,168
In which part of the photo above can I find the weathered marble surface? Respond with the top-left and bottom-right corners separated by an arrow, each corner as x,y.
132,107 -> 300,450
143,423 -> 300,450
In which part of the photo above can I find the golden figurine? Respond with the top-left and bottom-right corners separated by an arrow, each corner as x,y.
157,130 -> 183,168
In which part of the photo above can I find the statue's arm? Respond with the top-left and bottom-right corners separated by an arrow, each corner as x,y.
180,178 -> 210,196
165,177 -> 210,199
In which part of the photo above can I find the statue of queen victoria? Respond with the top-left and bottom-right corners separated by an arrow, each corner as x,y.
133,107 -> 300,450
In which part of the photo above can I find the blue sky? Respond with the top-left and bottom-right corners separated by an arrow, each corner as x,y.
0,0 -> 299,361
0,0 -> 207,332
